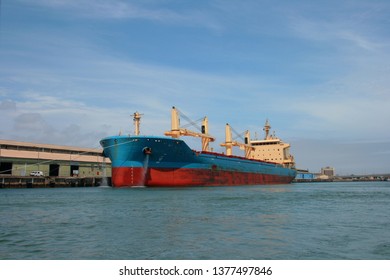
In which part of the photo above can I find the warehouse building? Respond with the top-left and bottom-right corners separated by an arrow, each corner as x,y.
0,139 -> 111,178
295,169 -> 316,180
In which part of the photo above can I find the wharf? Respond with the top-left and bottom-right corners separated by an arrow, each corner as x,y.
0,175 -> 111,188
294,176 -> 389,183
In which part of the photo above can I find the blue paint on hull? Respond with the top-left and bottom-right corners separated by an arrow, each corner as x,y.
100,135 -> 297,186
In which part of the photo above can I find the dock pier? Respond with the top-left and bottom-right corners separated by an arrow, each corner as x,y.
0,176 -> 112,188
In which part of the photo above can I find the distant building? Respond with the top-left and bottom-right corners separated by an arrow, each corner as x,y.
321,166 -> 335,178
0,139 -> 111,177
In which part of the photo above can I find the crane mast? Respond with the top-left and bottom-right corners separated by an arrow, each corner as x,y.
133,112 -> 143,136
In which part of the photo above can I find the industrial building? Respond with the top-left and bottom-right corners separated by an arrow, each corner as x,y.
0,139 -> 111,178
295,166 -> 337,182
321,166 -> 335,178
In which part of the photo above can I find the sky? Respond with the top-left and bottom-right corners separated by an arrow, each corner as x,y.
1,0 -> 390,175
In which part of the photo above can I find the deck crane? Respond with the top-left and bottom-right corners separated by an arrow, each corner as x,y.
220,123 -> 255,159
164,107 -> 216,152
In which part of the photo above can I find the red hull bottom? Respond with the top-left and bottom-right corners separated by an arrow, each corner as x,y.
111,167 -> 294,187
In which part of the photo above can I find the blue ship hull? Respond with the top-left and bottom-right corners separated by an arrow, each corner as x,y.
100,135 -> 296,187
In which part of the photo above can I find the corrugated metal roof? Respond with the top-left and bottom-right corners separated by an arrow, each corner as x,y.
0,139 -> 102,153
0,139 -> 110,163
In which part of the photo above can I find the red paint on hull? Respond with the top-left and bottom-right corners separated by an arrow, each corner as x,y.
111,167 -> 294,187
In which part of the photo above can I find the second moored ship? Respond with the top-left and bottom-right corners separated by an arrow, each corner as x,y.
100,107 -> 296,187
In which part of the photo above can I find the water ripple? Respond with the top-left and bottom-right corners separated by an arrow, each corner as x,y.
1,182 -> 390,259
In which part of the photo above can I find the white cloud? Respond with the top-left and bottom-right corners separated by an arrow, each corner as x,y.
19,0 -> 222,31
287,1 -> 390,53
337,31 -> 383,51
0,99 -> 17,110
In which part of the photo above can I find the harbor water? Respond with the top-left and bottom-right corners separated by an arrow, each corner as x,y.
1,182 -> 390,260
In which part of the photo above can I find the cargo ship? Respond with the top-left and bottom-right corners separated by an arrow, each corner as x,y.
100,107 -> 296,187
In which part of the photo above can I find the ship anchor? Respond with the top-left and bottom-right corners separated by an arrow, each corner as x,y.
143,147 -> 152,155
